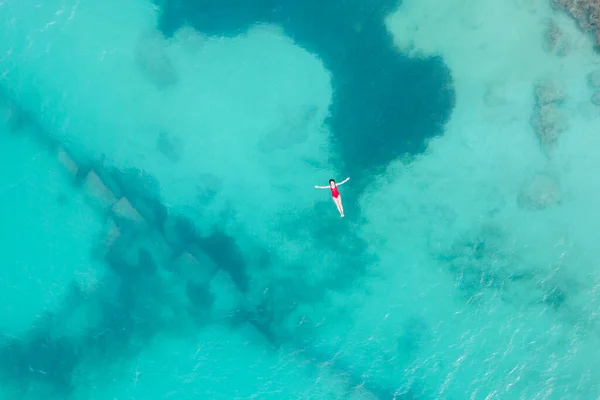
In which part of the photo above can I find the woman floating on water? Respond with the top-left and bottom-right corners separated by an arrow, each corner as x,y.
315,177 -> 350,217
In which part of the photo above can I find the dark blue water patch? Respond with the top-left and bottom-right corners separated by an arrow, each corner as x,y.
186,281 -> 215,318
0,324 -> 78,396
83,301 -> 140,360
78,251 -> 186,365
276,204 -> 376,290
157,0 -> 455,187
397,316 -> 430,359
196,229 -> 249,292
156,130 -> 184,163
168,214 -> 201,253
83,279 -> 170,360
539,283 -> 567,310
162,213 -> 245,286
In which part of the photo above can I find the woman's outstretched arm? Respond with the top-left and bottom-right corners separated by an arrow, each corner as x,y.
314,185 -> 329,189
337,177 -> 350,186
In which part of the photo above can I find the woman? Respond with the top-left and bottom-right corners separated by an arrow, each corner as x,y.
314,177 -> 350,217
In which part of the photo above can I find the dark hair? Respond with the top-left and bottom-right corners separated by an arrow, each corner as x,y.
329,179 -> 335,184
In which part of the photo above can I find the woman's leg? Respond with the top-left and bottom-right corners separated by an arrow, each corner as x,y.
333,196 -> 344,217
332,197 -> 342,215
337,195 -> 345,217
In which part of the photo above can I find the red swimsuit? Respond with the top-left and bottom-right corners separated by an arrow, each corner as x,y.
330,184 -> 340,198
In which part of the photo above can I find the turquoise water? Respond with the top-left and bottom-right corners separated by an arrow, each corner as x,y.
2,0 -> 600,398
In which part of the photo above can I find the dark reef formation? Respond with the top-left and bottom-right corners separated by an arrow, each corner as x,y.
517,172 -> 561,210
156,0 -> 455,186
543,18 -> 573,56
553,0 -> 600,45
587,69 -> 600,105
135,30 -> 179,89
530,77 -> 569,152
435,222 -> 522,302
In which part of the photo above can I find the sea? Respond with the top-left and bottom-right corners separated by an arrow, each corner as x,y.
1,0 -> 600,398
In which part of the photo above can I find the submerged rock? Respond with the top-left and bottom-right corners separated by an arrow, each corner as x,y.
112,167 -> 161,200
196,173 -> 221,205
543,19 -> 573,56
553,0 -> 600,43
157,130 -> 183,162
171,251 -> 218,285
530,103 -> 568,150
588,70 -> 600,89
135,30 -> 179,89
2,100 -> 29,133
541,284 -> 567,309
556,37 -> 573,57
517,173 -> 561,210
543,19 -> 562,52
436,222 -> 522,301
592,91 -> 600,106
530,77 -> 569,151
534,78 -> 567,106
